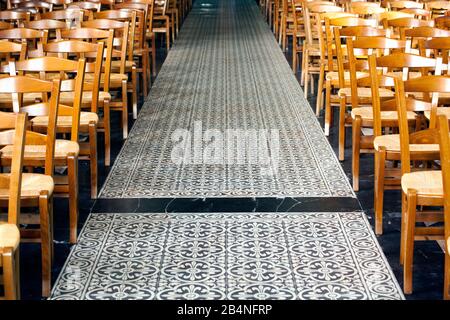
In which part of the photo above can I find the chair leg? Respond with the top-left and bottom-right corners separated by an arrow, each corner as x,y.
121,80 -> 128,139
338,97 -> 346,161
103,98 -> 111,167
304,52 -> 309,99
316,64 -> 325,116
400,192 -> 407,265
444,253 -> 450,300
374,148 -> 386,235
403,189 -> 417,295
151,37 -> 157,77
2,247 -> 18,300
300,45 -> 306,86
132,65 -> 138,120
89,123 -> 98,199
39,192 -> 51,297
67,154 -> 78,244
142,48 -> 149,97
292,44 -> 297,73
324,80 -> 331,136
352,116 -> 361,192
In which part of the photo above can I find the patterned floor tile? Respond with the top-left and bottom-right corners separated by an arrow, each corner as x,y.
99,0 -> 354,198
51,212 -> 404,300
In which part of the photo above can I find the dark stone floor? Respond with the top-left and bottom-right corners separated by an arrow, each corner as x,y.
16,13 -> 445,300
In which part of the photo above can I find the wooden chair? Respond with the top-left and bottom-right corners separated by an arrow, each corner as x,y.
80,19 -> 135,128
94,10 -> 144,117
387,0 -> 424,11
114,1 -> 156,81
23,19 -> 68,43
40,8 -> 85,28
0,10 -> 31,28
425,1 -> 450,18
151,0 -> 171,52
371,53 -> 442,235
323,18 -> 379,135
0,40 -> 27,69
0,28 -> 48,58
350,1 -> 386,18
0,76 -> 61,297
10,56 -> 86,247
400,8 -> 432,20
383,17 -> 434,39
377,10 -> 414,27
0,111 -> 26,300
347,36 -> 409,191
14,1 -> 53,15
313,11 -> 356,115
438,114 -> 450,300
405,26 -> 450,54
43,0 -> 74,10
394,75 -> 450,295
44,39 -> 107,193
301,2 -> 342,100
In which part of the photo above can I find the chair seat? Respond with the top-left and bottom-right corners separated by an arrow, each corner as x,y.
424,107 -> 450,120
0,223 -> 20,250
31,112 -> 98,128
326,71 -> 368,84
111,60 -> 134,72
338,87 -> 395,98
1,139 -> 80,159
85,73 -> 128,86
385,71 -> 422,79
0,173 -> 54,198
373,134 -> 440,152
351,107 -> 416,121
401,170 -> 443,196
0,92 -> 42,106
59,91 -> 111,105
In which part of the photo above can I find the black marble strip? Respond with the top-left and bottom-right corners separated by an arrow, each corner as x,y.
91,197 -> 362,213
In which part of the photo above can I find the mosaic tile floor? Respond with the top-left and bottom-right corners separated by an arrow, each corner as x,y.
99,0 -> 354,198
49,0 -> 406,301
50,212 -> 404,300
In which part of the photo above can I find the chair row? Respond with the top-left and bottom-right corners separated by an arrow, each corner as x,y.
261,0 -> 450,300
0,0 -> 192,300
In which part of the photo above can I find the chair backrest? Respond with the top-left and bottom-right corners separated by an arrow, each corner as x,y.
395,75 -> 450,174
0,41 -> 27,65
369,52 -> 442,136
60,27 -> 113,91
0,27 -> 47,58
384,17 -> 434,39
0,10 -> 31,27
94,10 -> 137,63
15,1 -> 53,14
333,25 -> 386,89
350,1 -> 385,17
11,57 -> 86,141
425,1 -> 450,18
419,37 -> 450,65
0,111 -> 26,225
388,0 -> 424,11
435,15 -> 450,29
81,18 -> 130,75
24,19 -> 68,41
40,8 -> 85,28
0,76 -> 61,176
347,36 -> 406,109
43,39 -> 104,113
400,8 -> 431,20
325,17 -> 378,72
437,114 -> 450,271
